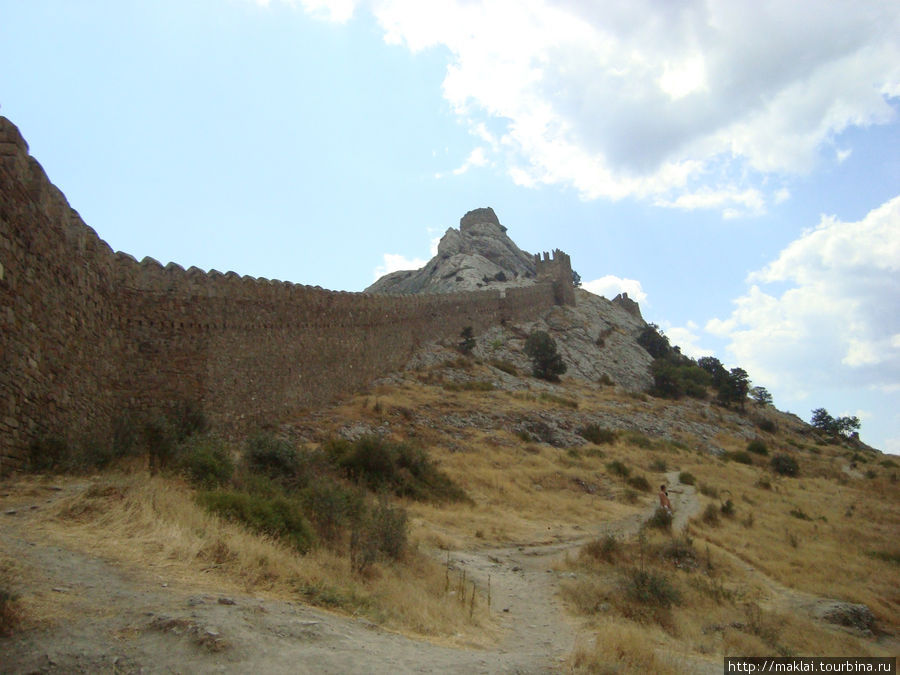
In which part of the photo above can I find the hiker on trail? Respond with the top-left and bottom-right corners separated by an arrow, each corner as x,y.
659,484 -> 673,514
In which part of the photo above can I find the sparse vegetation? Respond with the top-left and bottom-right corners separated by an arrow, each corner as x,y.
746,439 -> 769,456
578,424 -> 617,445
771,453 -> 800,477
678,471 -> 696,485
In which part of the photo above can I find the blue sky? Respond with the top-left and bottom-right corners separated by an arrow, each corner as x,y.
2,0 -> 898,453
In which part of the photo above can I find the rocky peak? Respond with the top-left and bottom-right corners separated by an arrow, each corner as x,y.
366,208 -> 538,294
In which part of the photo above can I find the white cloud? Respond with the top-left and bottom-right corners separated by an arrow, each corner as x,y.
262,1 -> 900,208
661,320 -> 715,360
583,275 -> 647,304
291,0 -> 900,209
654,186 -> 766,218
436,146 -> 490,178
373,252 -> 427,280
708,194 -> 900,397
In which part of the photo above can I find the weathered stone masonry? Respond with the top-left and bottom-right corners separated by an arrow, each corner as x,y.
0,116 -> 574,472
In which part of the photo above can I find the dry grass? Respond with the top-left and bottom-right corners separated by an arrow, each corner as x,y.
6,355 -> 898,665
30,474 -> 496,645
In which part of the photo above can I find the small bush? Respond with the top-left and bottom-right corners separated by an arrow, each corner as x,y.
245,433 -> 301,478
300,479 -> 364,545
197,489 -> 314,553
866,550 -> 900,565
746,439 -> 769,456
598,374 -> 615,386
645,507 -> 673,530
0,583 -> 21,637
789,507 -> 812,521
755,477 -> 772,490
699,483 -> 719,498
661,536 -> 698,570
720,499 -> 736,517
177,436 -> 234,488
579,424 -> 617,445
701,503 -> 720,526
606,460 -> 630,478
624,432 -> 654,449
326,436 -> 466,502
582,535 -> 620,563
539,392 -> 578,409
489,359 -> 519,376
650,459 -> 667,472
755,417 -> 777,434
771,453 -> 799,477
350,499 -> 408,572
624,568 -> 680,608
678,471 -> 696,485
727,451 -> 754,465
627,475 -> 651,492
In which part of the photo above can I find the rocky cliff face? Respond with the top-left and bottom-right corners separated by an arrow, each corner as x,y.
365,207 -> 538,294
367,207 -> 653,392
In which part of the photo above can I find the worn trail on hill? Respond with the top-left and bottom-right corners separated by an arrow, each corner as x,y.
10,473 -> 868,674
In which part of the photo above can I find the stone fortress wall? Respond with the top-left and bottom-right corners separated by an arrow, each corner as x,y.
0,117 -> 574,472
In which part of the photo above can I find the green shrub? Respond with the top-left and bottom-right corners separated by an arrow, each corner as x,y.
245,433 -> 301,477
197,489 -> 314,553
300,479 -> 364,545
645,507 -> 673,530
170,399 -> 209,441
771,454 -> 799,477
727,451 -> 754,465
755,417 -> 777,434
699,483 -> 719,498
627,475 -> 651,492
350,499 -> 408,572
326,436 -> 466,502
720,499 -> 736,517
702,503 -> 720,525
579,424 -> 617,445
746,439 -> 769,456
583,534 -> 620,563
458,326 -> 476,355
606,460 -> 630,478
177,436 -> 234,488
649,359 -> 711,400
866,550 -> 900,565
624,432 -> 654,449
661,536 -> 697,569
524,330 -> 567,382
678,471 -> 696,485
624,568 -> 680,607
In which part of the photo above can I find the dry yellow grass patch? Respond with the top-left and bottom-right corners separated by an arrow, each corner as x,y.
28,474 -> 497,645
679,449 -> 900,632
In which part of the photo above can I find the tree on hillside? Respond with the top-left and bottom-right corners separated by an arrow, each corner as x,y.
458,326 -> 476,355
572,270 -> 582,287
637,323 -> 672,360
524,330 -> 567,382
717,368 -> 750,410
811,408 -> 861,439
750,386 -> 773,407
697,356 -> 729,388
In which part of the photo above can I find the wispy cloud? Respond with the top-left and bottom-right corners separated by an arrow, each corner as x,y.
583,275 -> 647,304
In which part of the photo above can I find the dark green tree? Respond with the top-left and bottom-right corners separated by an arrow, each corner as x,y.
697,356 -> 729,388
458,326 -> 476,355
811,408 -> 861,439
717,368 -> 750,409
637,323 -> 672,360
524,330 -> 567,382
750,386 -> 773,407
572,269 -> 582,287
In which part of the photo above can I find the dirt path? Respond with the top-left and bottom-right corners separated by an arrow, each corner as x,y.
13,471 -> 856,675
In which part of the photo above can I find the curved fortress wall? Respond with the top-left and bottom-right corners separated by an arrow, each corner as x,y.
0,117 -> 573,472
